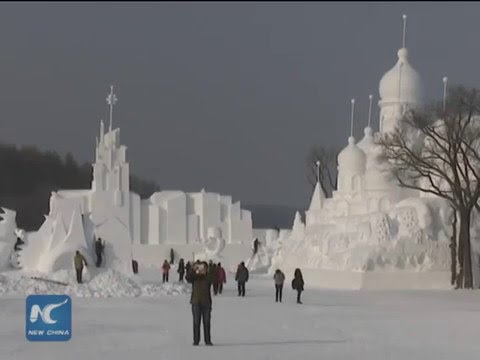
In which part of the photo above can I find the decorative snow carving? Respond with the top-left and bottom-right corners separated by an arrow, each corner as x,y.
0,208 -> 17,270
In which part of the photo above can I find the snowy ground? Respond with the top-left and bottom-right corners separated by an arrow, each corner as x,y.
1,270 -> 480,360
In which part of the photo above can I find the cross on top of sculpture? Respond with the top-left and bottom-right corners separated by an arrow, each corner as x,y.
106,85 -> 118,131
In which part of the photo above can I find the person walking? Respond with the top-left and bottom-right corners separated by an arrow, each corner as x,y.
216,262 -> 226,295
162,259 -> 171,283
185,261 -> 192,276
95,237 -> 105,268
186,261 -> 214,346
235,262 -> 249,297
170,248 -> 175,264
74,250 -> 88,284
292,268 -> 305,304
178,258 -> 186,282
273,269 -> 285,303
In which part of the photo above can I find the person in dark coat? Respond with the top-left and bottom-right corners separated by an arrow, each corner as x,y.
211,263 -> 219,295
253,238 -> 259,255
185,261 -> 192,276
292,268 -> 305,304
177,258 -> 185,282
235,262 -> 249,297
186,260 -> 214,346
162,259 -> 171,283
216,262 -> 226,295
95,238 -> 105,268
74,250 -> 88,284
14,236 -> 24,251
170,248 -> 175,264
273,269 -> 285,303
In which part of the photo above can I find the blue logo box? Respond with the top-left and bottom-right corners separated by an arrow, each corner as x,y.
26,294 -> 72,342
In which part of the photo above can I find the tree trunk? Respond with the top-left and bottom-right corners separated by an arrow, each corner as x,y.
450,209 -> 457,286
458,209 -> 473,289
457,213 -> 465,288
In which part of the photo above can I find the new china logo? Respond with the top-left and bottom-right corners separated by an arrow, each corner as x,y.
26,295 -> 72,341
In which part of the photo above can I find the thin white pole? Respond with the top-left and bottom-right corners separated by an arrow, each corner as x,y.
367,94 -> 373,128
109,85 -> 114,131
350,98 -> 355,137
316,160 -> 321,183
443,77 -> 448,112
402,14 -> 407,48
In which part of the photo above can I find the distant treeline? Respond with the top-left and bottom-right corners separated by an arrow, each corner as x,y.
0,143 -> 159,231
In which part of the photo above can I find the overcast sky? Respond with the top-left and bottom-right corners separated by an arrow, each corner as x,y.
0,2 -> 479,208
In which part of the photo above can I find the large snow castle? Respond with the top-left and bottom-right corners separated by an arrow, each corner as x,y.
9,87 -> 256,275
270,16 -> 480,289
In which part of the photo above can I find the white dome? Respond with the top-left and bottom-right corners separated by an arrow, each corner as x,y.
379,48 -> 423,105
337,136 -> 367,174
357,127 -> 375,153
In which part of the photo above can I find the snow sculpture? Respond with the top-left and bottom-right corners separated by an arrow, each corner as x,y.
272,16 -> 454,289
140,190 -> 252,245
246,243 -> 272,274
291,211 -> 305,240
19,196 -> 93,273
265,229 -> 280,247
19,125 -> 135,274
205,227 -> 226,258
0,208 -> 17,270
17,87 -> 134,275
7,86 -> 256,276
194,227 -> 226,263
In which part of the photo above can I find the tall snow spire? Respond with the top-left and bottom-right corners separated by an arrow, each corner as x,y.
397,15 -> 407,103
350,98 -> 355,138
100,119 -> 105,143
443,76 -> 448,112
367,94 -> 373,128
106,85 -> 118,132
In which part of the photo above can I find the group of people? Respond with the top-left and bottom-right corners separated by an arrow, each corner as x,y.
161,258 -> 227,293
185,259 -> 306,346
72,237 -> 105,284
273,268 -> 304,304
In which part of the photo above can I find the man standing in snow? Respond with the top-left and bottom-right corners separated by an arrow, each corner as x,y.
235,262 -> 249,297
186,260 -> 214,346
177,258 -> 186,282
162,259 -> 171,283
273,269 -> 285,303
74,250 -> 88,284
95,238 -> 104,268
253,238 -> 259,256
216,262 -> 226,295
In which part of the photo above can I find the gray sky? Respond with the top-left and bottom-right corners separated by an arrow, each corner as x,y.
0,2 -> 479,208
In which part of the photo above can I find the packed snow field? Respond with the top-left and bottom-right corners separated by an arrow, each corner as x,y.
1,270 -> 480,360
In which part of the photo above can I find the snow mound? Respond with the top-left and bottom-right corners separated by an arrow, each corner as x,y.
141,283 -> 189,297
0,269 -> 190,298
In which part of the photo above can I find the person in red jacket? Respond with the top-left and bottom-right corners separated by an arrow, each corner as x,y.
162,259 -> 171,283
216,262 -> 226,295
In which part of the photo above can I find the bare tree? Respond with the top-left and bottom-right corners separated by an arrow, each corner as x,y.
379,85 -> 480,289
306,145 -> 338,198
